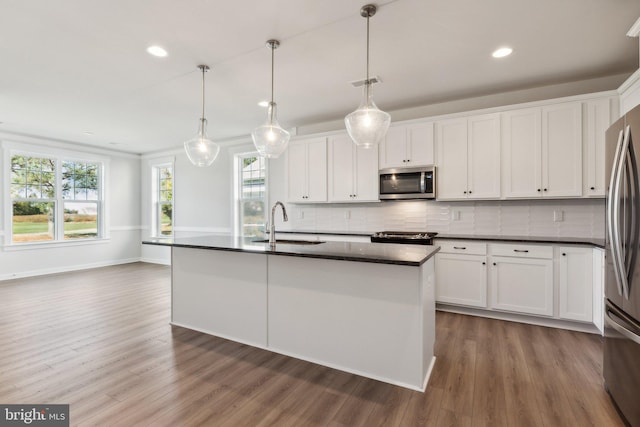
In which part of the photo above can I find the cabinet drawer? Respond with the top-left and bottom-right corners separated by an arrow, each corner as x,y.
489,243 -> 552,259
436,240 -> 487,255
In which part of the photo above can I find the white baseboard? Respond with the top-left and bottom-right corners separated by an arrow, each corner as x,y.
0,257 -> 142,281
140,257 -> 171,266
436,303 -> 601,334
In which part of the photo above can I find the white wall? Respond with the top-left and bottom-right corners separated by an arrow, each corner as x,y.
0,137 -> 142,280
140,142 -> 253,264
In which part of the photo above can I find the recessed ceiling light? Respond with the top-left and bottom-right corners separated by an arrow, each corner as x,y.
147,45 -> 168,57
84,131 -> 94,136
258,101 -> 269,107
492,47 -> 513,58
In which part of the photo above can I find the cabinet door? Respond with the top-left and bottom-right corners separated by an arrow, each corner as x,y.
406,122 -> 434,167
328,134 -> 355,202
436,118 -> 468,200
305,138 -> 327,202
557,247 -> 593,322
287,141 -> 308,202
502,108 -> 542,198
542,102 -> 583,197
379,126 -> 407,169
435,253 -> 487,308
585,99 -> 611,197
490,256 -> 553,316
468,113 -> 501,199
354,144 -> 379,201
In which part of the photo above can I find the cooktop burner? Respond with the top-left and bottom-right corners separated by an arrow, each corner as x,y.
371,231 -> 438,245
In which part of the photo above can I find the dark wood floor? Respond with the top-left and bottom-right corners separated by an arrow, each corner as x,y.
0,262 -> 624,426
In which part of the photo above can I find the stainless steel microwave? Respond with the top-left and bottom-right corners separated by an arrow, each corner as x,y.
379,166 -> 436,200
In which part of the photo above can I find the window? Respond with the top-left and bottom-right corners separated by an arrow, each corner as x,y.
153,165 -> 173,236
9,153 -> 104,244
235,153 -> 266,237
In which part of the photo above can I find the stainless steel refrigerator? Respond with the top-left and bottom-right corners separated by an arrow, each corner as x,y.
605,103 -> 640,427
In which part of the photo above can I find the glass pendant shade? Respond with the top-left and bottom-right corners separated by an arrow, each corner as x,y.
252,102 -> 290,158
345,82 -> 390,149
184,118 -> 220,167
345,4 -> 390,148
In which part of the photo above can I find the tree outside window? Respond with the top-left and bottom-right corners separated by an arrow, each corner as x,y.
10,154 -> 102,244
237,154 -> 266,238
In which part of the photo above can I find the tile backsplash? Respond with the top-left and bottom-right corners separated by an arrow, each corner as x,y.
280,198 -> 605,238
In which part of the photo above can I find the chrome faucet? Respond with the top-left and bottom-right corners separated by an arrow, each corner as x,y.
269,201 -> 288,245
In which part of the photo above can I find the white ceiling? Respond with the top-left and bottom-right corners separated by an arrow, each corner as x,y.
1,0 -> 639,154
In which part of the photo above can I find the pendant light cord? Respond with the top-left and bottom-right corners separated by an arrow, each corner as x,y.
365,11 -> 371,99
201,66 -> 206,121
270,44 -> 275,123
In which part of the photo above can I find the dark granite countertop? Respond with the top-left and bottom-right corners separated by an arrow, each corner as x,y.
273,230 -> 605,248
142,235 -> 439,266
434,234 -> 605,248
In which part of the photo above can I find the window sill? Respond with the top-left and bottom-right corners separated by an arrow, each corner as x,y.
3,238 -> 111,251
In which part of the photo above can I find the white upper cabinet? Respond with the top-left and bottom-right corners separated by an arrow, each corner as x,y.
379,122 -> 434,169
436,113 -> 500,200
502,102 -> 582,198
286,137 -> 327,203
328,133 -> 379,202
584,98 -> 616,197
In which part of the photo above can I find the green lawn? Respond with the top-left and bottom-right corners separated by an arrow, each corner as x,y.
13,221 -> 96,234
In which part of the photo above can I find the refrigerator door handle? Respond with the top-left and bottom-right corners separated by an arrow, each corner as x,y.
623,126 -> 639,300
606,306 -> 640,345
608,129 -> 626,297
614,127 -> 632,298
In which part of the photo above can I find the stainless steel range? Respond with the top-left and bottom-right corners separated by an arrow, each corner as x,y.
371,231 -> 437,245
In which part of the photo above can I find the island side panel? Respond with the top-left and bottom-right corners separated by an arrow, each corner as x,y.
267,255 -> 430,390
421,257 -> 436,385
171,247 -> 268,348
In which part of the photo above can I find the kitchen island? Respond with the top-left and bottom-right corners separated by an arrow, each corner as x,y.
143,235 -> 439,391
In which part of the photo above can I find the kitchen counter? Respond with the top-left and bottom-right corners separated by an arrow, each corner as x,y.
143,235 -> 437,391
143,235 -> 439,266
270,230 -> 605,248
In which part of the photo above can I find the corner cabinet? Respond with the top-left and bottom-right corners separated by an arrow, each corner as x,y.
502,102 -> 583,198
435,113 -> 501,200
286,137 -> 327,203
327,133 -> 379,202
379,122 -> 434,169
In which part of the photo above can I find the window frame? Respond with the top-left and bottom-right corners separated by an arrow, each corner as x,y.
233,151 -> 268,238
3,142 -> 108,248
150,160 -> 174,238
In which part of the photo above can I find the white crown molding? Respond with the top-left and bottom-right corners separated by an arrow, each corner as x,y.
618,69 -> 640,94
627,16 -> 640,37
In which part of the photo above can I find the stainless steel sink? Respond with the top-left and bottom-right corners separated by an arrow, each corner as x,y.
252,239 -> 325,245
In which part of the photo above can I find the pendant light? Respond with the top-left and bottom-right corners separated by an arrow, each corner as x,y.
344,4 -> 390,149
252,39 -> 290,158
184,65 -> 220,167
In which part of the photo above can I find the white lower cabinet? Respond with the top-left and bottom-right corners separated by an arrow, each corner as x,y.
435,240 -> 487,308
557,246 -> 593,322
490,254 -> 554,317
435,240 -> 600,328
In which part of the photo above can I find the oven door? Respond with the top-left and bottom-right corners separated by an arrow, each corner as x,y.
379,167 -> 435,200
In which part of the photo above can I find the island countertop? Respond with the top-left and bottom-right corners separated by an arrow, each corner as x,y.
143,235 -> 439,267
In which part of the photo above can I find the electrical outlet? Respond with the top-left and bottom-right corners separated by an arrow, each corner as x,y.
554,210 -> 564,222
451,210 -> 460,221
297,210 -> 304,220
344,210 -> 351,220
